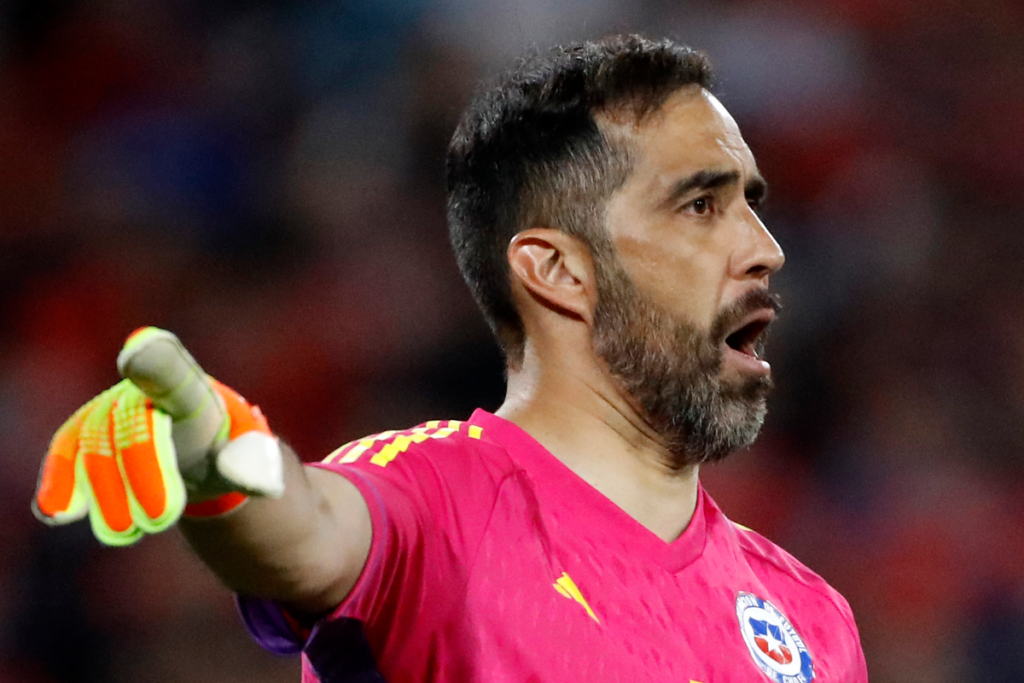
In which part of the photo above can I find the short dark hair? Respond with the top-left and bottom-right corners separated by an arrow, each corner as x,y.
446,34 -> 713,365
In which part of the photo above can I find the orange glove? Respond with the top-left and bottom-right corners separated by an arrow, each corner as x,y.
33,327 -> 284,546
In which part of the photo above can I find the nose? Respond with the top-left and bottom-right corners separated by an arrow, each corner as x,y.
731,210 -> 785,281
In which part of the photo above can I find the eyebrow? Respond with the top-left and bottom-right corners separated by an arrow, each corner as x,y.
659,169 -> 769,209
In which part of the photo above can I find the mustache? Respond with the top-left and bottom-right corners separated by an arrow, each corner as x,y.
711,289 -> 783,344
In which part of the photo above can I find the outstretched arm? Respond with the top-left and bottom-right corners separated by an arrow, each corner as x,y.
33,327 -> 373,618
180,446 -> 372,616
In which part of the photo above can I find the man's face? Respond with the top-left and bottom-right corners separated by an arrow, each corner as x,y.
592,86 -> 785,467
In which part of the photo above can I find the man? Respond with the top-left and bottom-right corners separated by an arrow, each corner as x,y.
34,35 -> 867,682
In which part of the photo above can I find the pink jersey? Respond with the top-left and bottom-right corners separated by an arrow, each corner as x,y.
240,409 -> 867,682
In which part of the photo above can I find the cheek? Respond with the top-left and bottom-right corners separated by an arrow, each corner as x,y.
615,234 -> 725,327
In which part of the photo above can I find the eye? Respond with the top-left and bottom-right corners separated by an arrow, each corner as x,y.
685,195 -> 714,215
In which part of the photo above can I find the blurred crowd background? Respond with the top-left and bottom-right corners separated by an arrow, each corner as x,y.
2,0 -> 1023,681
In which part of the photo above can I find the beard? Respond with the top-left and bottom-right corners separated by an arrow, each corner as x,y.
591,258 -> 781,469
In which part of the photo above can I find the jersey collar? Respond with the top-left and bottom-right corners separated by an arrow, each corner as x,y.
468,409 -> 709,573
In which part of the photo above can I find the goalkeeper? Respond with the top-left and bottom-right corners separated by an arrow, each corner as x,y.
33,35 -> 867,682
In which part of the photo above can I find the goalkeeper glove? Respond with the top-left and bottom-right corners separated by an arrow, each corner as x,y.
32,327 -> 284,546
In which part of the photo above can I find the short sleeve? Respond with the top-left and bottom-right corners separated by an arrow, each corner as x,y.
238,420 -> 512,659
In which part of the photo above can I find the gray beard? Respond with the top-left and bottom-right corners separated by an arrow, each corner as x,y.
591,260 -> 778,469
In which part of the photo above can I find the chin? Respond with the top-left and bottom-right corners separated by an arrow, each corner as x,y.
684,396 -> 769,466
723,400 -> 768,449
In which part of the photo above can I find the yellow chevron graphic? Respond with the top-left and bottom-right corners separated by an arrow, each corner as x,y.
322,422 -> 484,467
553,572 -> 599,623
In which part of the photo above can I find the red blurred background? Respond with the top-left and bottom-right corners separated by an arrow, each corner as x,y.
2,1 -> 1023,681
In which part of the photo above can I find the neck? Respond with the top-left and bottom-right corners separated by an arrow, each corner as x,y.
497,343 -> 701,542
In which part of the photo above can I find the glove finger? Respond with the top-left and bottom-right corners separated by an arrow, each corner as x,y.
112,386 -> 186,533
79,383 -> 142,546
118,327 -> 228,472
33,403 -> 90,524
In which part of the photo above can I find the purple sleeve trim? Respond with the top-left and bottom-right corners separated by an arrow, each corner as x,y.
233,464 -> 389,659
235,594 -> 305,656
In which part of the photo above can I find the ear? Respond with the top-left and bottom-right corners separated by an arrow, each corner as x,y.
507,228 -> 597,326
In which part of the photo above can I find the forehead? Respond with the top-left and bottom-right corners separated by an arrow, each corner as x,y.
602,86 -> 756,195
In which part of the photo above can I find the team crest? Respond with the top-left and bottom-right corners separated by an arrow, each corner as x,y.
735,592 -> 814,682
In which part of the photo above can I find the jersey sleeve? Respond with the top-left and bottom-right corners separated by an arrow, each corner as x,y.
238,419 -> 511,660
829,586 -> 870,682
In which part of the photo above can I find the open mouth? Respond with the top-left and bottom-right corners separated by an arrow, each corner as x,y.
723,310 -> 775,359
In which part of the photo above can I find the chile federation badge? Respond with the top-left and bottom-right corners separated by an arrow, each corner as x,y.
735,592 -> 814,682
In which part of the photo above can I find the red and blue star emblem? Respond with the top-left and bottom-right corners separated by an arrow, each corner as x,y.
750,616 -> 794,666
736,592 -> 814,682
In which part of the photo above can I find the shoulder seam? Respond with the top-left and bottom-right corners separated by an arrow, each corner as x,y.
465,467 -> 528,578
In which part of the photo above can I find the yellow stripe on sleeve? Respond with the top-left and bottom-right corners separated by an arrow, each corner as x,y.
322,421 -> 485,468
